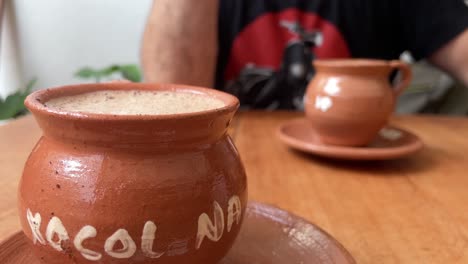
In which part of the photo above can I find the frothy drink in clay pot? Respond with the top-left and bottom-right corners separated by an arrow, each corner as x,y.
18,83 -> 248,264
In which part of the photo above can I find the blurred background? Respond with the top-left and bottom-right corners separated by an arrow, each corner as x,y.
0,0 -> 467,120
0,0 -> 151,96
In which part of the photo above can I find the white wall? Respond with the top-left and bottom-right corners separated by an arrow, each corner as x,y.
0,0 -> 152,98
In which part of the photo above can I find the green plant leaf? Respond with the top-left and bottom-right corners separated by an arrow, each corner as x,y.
120,64 -> 142,82
99,65 -> 121,76
75,67 -> 99,78
75,64 -> 142,83
25,78 -> 38,93
0,92 -> 24,119
0,78 -> 37,120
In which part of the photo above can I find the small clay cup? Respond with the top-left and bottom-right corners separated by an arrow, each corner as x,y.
18,83 -> 248,264
305,59 -> 412,146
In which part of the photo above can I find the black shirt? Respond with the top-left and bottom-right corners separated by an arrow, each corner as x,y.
215,0 -> 468,109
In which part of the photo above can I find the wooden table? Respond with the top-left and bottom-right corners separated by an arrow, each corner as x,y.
1,112 -> 468,263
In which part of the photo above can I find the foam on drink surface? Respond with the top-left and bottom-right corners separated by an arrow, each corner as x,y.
44,90 -> 226,115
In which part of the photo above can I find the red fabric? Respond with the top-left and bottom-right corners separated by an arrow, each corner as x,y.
225,8 -> 351,81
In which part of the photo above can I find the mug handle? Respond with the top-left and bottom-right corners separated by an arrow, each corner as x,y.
389,60 -> 412,97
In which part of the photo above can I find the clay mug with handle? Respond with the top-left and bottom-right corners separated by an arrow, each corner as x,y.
305,59 -> 412,147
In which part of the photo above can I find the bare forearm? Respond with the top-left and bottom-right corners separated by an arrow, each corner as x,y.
141,0 -> 218,87
430,29 -> 468,87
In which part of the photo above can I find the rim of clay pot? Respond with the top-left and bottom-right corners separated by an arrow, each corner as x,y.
313,58 -> 392,67
25,82 -> 239,121
313,59 -> 396,75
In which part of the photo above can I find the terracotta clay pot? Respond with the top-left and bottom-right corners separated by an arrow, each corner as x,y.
305,59 -> 412,146
18,83 -> 248,264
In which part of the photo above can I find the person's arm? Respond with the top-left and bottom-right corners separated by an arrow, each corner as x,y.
141,0 -> 218,87
429,29 -> 468,86
395,0 -> 468,86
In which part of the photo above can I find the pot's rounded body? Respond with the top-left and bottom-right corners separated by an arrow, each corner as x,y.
18,83 -> 247,264
305,59 -> 411,146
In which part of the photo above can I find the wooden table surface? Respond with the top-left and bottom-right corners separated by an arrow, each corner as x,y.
1,112 -> 468,263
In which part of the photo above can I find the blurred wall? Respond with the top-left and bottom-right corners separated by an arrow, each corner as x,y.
0,0 -> 152,98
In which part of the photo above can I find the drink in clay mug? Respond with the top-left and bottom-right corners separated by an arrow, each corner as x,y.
305,59 -> 412,147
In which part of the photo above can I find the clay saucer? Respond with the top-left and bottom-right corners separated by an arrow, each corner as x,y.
0,202 -> 355,264
278,117 -> 423,160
